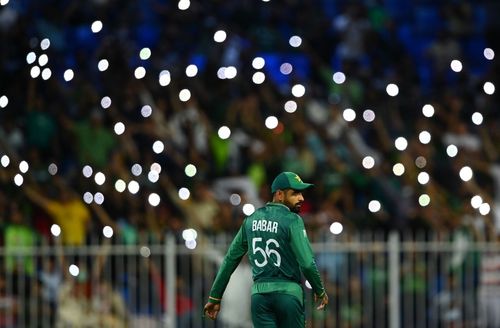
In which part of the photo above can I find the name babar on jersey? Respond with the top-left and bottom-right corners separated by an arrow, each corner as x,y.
252,219 -> 279,233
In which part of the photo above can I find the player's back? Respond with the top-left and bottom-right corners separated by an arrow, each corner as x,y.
243,202 -> 302,284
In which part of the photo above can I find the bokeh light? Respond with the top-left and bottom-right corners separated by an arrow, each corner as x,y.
218,126 -> 231,139
386,83 -> 399,96
395,137 -> 408,151
329,222 -> 343,235
459,166 -> 473,182
213,30 -> 227,43
368,200 -> 381,213
393,163 -> 405,176
242,203 -> 256,216
362,156 -> 375,169
342,108 -> 356,122
178,187 -> 190,200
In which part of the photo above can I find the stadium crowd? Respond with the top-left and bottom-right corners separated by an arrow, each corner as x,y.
1,0 -> 500,326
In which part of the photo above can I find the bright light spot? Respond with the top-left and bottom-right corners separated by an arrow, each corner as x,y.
134,67 -> 146,79
182,228 -> 198,241
30,66 -> 41,78
38,54 -> 48,66
178,187 -> 190,200
103,226 -> 113,238
14,174 -> 23,186
140,246 -> 151,257
417,172 -> 430,185
218,126 -> 231,139
419,194 -> 430,207
185,164 -> 197,177
363,109 -> 375,122
139,47 -> 151,60
386,83 -> 399,97
98,59 -> 109,71
217,67 -> 226,79
94,172 -> 106,185
422,104 -> 435,117
148,193 -> 161,207
284,100 -> 297,113
26,52 -> 36,64
368,200 -> 381,213
1,155 -> 9,167
114,179 -> 126,193
484,82 -> 495,95
291,84 -> 306,97
393,163 -> 405,176
446,144 -> 458,157
148,171 -> 159,183
69,265 -> 79,277
213,30 -> 227,43
101,96 -> 111,109
179,89 -> 191,102
40,38 -> 50,50
395,137 -> 408,151
242,203 -> 255,216
19,160 -> 29,173
333,72 -> 346,84
0,95 -> 8,108
450,59 -> 462,72
362,156 -> 375,169
131,163 -> 142,176
185,239 -> 197,249
114,122 -> 125,135
230,193 -> 241,206
252,71 -> 266,84
41,68 -> 52,80
265,116 -> 279,129
83,191 -> 94,204
305,280 -> 312,289
151,163 -> 162,173
81,192 -> 96,206
329,222 -> 343,234
128,180 -> 140,194
342,108 -> 356,122
91,20 -> 103,33
48,163 -> 58,175
159,70 -> 171,86
419,130 -> 431,144
63,69 -> 74,81
252,57 -> 265,69
82,165 -> 93,178
152,140 -> 165,154
50,224 -> 61,237
459,166 -> 473,182
94,192 -> 104,205
178,0 -> 190,10
415,156 -> 427,169
185,64 -> 198,77
479,203 -> 491,215
280,62 -> 293,75
224,66 -> 237,79
471,195 -> 483,209
289,35 -> 302,47
471,112 -> 483,125
484,48 -> 495,60
141,105 -> 152,117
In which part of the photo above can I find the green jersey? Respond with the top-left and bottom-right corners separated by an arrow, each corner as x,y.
208,202 -> 325,304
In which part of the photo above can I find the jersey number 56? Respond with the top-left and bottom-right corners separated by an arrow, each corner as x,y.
252,237 -> 281,268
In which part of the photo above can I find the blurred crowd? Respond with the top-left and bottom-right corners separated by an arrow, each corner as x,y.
2,0 -> 500,326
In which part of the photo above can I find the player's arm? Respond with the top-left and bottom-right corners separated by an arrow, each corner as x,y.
289,216 -> 328,307
204,221 -> 248,319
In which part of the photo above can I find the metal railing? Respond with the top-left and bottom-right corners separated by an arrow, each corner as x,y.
1,231 -> 500,327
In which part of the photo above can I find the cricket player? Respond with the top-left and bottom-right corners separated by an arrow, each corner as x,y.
204,171 -> 328,327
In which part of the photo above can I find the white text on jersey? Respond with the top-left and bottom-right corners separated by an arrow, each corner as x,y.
252,219 -> 278,233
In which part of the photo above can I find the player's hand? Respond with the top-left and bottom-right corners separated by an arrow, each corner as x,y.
314,292 -> 328,311
203,302 -> 220,320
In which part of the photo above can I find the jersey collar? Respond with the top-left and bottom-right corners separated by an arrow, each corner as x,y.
266,202 -> 290,211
